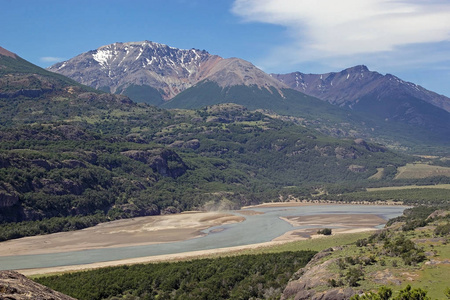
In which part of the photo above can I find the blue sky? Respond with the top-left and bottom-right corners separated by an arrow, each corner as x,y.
1,0 -> 450,96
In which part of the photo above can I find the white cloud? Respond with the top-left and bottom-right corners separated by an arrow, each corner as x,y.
231,0 -> 450,71
40,56 -> 65,63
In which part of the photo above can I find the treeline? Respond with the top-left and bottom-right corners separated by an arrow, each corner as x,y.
351,285 -> 435,300
0,214 -> 108,241
35,250 -> 316,300
317,188 -> 450,206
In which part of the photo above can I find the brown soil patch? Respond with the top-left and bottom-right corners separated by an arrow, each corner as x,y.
0,46 -> 17,58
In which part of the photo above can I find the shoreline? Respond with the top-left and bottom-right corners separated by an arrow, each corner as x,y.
0,212 -> 245,257
0,202 -> 404,276
241,199 -> 404,209
18,227 -> 379,277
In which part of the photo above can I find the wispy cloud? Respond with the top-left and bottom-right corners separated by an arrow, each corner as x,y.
40,56 -> 65,63
231,0 -> 450,72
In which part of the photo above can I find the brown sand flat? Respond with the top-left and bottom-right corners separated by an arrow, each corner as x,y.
0,212 -> 244,257
272,213 -> 386,242
234,209 -> 264,216
282,214 -> 386,228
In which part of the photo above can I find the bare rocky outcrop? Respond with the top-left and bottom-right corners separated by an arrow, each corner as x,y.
0,190 -> 19,208
121,148 -> 187,178
426,209 -> 450,220
281,248 -> 356,300
348,164 -> 367,173
169,139 -> 200,150
0,270 -> 75,300
0,183 -> 19,208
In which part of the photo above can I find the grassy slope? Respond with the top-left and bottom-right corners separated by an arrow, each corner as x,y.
117,84 -> 164,106
0,55 -> 95,91
395,163 -> 450,179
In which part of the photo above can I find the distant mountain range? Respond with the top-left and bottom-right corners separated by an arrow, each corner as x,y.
272,65 -> 450,113
47,41 -> 450,151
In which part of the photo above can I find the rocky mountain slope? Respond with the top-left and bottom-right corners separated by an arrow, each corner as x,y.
272,65 -> 450,113
48,41 -> 286,104
0,270 -> 75,300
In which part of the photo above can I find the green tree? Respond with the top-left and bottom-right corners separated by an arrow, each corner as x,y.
394,285 -> 430,300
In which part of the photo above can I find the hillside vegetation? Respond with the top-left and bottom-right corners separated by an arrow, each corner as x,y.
281,205 -> 450,299
35,250 -> 316,300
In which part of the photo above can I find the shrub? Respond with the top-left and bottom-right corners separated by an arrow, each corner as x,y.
435,223 -> 450,236
345,266 -> 364,287
317,228 -> 332,235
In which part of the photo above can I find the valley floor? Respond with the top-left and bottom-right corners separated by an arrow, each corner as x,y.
0,202 -> 393,276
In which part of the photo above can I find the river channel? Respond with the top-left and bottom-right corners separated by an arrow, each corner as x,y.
0,204 -> 406,270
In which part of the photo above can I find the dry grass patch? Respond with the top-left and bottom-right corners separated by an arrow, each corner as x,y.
395,163 -> 450,179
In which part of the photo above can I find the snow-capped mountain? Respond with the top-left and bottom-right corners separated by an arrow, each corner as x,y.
272,65 -> 450,113
48,41 -> 286,101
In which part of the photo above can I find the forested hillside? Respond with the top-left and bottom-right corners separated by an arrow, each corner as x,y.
36,251 -> 316,300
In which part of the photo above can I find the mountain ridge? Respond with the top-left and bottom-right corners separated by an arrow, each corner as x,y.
271,65 -> 450,113
0,46 -> 17,58
48,41 -> 286,101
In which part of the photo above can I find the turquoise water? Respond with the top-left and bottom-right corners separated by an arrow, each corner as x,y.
0,204 -> 406,270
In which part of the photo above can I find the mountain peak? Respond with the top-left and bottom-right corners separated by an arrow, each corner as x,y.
48,41 -> 287,101
49,41 -> 222,99
346,65 -> 369,73
0,46 -> 17,58
204,57 -> 288,91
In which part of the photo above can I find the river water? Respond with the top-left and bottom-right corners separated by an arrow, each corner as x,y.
0,204 -> 406,270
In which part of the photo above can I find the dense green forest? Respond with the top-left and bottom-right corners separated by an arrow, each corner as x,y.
35,250 -> 316,300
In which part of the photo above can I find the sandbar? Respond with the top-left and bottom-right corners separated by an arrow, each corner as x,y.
0,212 -> 244,257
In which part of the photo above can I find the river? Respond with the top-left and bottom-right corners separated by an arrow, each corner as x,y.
0,204 -> 406,270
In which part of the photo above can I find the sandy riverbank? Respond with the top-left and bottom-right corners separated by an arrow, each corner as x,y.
273,213 -> 386,242
0,202 -> 396,276
0,212 -> 244,257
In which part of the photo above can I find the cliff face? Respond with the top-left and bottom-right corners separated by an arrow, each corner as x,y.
121,148 -> 188,178
0,270 -> 75,300
281,248 -> 356,300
